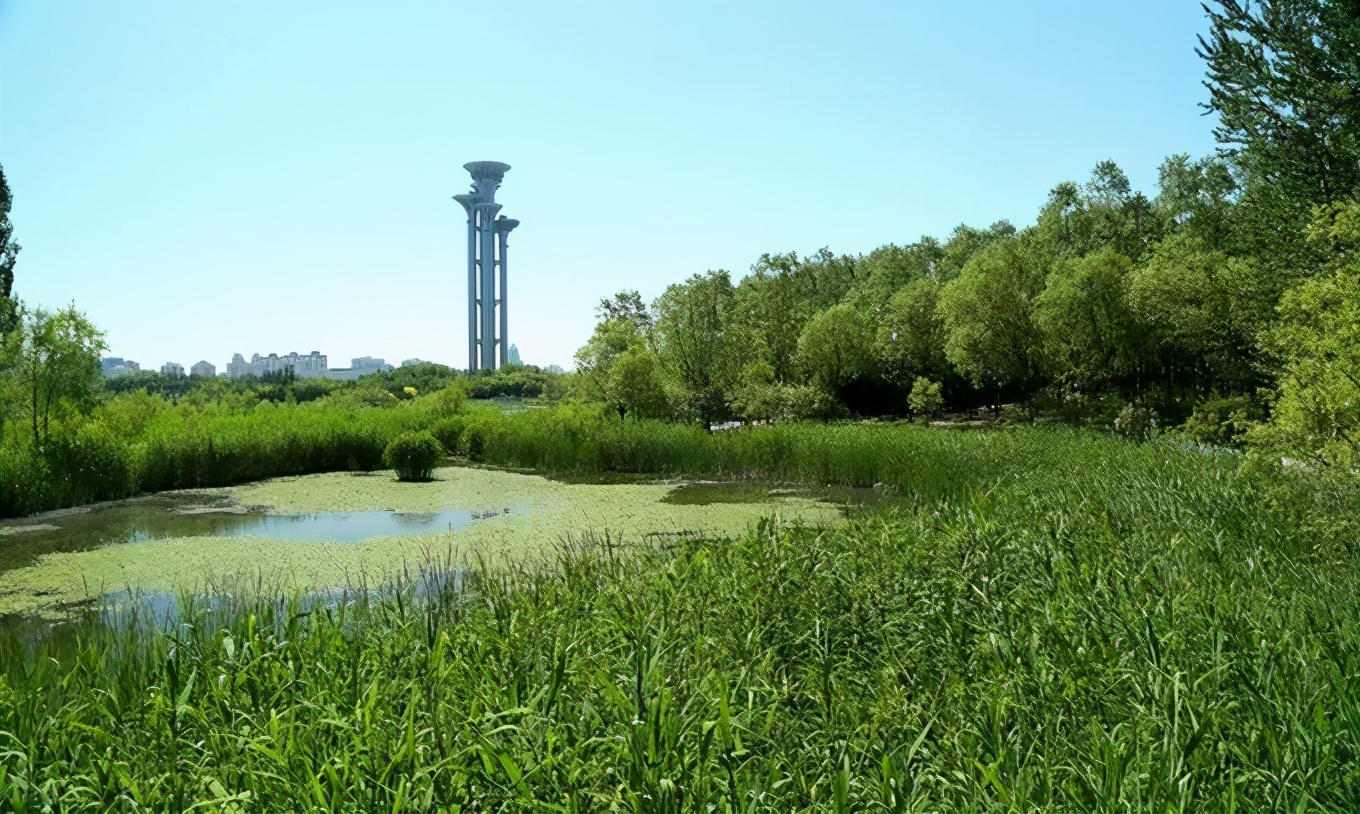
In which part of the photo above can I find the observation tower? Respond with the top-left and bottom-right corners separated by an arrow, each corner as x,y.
453,161 -> 519,371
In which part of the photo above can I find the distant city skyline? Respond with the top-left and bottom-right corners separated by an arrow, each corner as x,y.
2,1 -> 1219,371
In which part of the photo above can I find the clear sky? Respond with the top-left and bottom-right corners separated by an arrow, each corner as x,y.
0,0 -> 1218,372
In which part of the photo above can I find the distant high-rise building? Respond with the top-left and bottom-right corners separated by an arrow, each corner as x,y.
401,358 -> 427,367
325,356 -> 393,381
160,361 -> 185,378
545,364 -> 565,375
226,351 -> 328,378
101,357 -> 142,377
507,344 -> 522,366
190,360 -> 216,377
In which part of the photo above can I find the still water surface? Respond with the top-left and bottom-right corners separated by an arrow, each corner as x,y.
0,492 -> 519,576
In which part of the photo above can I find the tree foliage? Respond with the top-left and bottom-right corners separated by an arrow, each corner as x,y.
0,163 -> 18,340
8,305 -> 106,448
651,271 -> 737,423
796,304 -> 875,395
1199,0 -> 1360,205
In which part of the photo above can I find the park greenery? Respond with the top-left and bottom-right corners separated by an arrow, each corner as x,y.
2,0 -> 1360,807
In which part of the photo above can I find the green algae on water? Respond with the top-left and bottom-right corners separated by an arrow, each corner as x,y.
0,467 -> 841,614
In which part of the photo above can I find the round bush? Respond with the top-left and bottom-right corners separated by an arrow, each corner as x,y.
383,431 -> 444,481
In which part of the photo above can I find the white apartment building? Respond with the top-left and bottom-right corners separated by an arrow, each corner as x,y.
226,351 -> 328,379
161,361 -> 185,378
190,360 -> 216,377
325,356 -> 393,381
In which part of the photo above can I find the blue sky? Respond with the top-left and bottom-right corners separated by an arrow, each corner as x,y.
0,0 -> 1218,372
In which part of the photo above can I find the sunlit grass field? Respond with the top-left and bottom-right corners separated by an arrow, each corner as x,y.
3,419 -> 1360,810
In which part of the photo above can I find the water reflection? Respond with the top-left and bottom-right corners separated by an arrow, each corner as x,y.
0,492 -> 521,576
97,567 -> 473,632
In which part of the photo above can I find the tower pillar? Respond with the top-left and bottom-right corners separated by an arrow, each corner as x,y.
453,161 -> 516,371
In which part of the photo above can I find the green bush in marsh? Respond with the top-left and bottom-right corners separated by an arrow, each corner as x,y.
383,430 -> 443,481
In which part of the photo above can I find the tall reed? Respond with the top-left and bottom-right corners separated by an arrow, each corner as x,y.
3,427 -> 1358,809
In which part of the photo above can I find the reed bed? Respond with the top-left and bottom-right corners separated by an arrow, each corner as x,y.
3,424 -> 1358,810
1,403 -> 432,518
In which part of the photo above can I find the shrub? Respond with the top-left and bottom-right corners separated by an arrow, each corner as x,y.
460,416 -> 493,461
383,431 -> 444,481
429,416 -> 467,455
779,384 -> 845,421
1181,393 -> 1262,447
430,382 -> 467,418
907,377 -> 944,419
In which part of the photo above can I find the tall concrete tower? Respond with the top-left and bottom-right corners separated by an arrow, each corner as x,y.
453,161 -> 519,371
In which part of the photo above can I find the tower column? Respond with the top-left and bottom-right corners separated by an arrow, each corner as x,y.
455,161 -> 515,371
453,194 -> 479,371
477,202 -> 501,370
495,216 -> 519,368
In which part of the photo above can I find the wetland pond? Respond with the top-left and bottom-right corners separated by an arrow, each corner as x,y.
0,466 -> 875,621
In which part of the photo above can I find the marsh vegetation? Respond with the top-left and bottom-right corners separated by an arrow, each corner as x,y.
2,424 -> 1358,810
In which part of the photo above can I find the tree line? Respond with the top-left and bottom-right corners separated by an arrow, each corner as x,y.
570,0 -> 1360,472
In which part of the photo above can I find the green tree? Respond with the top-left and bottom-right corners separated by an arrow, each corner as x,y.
847,239 -> 942,308
573,319 -> 646,405
1126,232 -> 1276,393
10,304 -> 106,448
0,163 -> 19,340
1154,153 -> 1238,248
938,237 -> 1049,399
1199,0 -> 1360,206
730,360 -> 781,422
1031,250 -> 1140,391
608,346 -> 671,420
940,221 -> 1016,278
796,304 -> 875,395
596,289 -> 653,333
1251,266 -> 1360,471
729,249 -> 859,385
907,376 -> 944,419
651,271 -> 737,423
876,277 -> 948,386
1032,161 -> 1164,262
1249,199 -> 1360,470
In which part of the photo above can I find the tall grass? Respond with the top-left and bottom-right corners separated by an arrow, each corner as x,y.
3,426 -> 1359,809
453,404 -> 1126,502
1,402 -> 431,518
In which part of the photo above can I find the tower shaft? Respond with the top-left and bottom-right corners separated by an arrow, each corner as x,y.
454,162 -> 518,371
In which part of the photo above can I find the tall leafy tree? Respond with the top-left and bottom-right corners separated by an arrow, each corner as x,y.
1033,161 -> 1165,261
0,164 -> 19,339
1031,250 -> 1140,391
1198,0 -> 1360,205
875,277 -> 949,387
847,239 -> 943,309
938,236 -> 1050,400
796,304 -> 875,396
573,319 -> 646,407
1249,202 -> 1360,469
651,271 -> 737,423
10,304 -> 106,448
1126,232 -> 1276,393
1154,153 -> 1239,248
608,346 -> 671,420
595,290 -> 653,333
